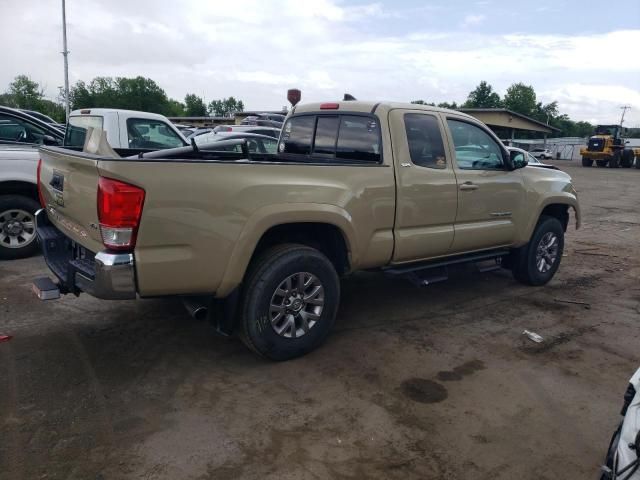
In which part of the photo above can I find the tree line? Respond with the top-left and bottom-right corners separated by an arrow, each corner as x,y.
411,81 -> 597,138
0,74 -> 244,122
2,74 -> 637,138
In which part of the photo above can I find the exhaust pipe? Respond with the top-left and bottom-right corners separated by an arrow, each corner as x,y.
182,296 -> 209,321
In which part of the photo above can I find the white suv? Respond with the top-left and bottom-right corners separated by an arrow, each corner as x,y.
530,148 -> 553,160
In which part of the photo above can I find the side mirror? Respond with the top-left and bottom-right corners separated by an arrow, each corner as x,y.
42,134 -> 59,146
625,140 -> 630,144
510,150 -> 528,169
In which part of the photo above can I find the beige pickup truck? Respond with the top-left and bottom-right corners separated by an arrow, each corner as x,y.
35,101 -> 580,360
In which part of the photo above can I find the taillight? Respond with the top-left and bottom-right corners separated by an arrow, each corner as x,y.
320,103 -> 339,110
97,177 -> 145,251
37,159 -> 46,208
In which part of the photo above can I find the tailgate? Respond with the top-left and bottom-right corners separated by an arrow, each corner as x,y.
38,147 -> 104,253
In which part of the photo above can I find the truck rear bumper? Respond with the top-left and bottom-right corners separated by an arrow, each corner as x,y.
35,209 -> 137,300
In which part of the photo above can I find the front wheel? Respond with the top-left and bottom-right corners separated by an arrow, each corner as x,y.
0,195 -> 40,260
582,157 -> 593,167
238,244 -> 340,361
511,216 -> 564,286
609,151 -> 620,168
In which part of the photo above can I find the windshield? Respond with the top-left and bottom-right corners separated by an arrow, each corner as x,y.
64,115 -> 104,147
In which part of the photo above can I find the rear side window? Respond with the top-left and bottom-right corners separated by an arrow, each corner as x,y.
64,115 -> 104,147
404,113 -> 447,169
280,114 -> 381,163
336,116 -> 380,163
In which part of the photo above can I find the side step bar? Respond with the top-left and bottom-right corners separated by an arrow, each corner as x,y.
383,249 -> 509,287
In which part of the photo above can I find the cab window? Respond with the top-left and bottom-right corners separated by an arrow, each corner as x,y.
126,118 -> 185,149
280,114 -> 381,163
447,119 -> 504,170
404,113 -> 447,169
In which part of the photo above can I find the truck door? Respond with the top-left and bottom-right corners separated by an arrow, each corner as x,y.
390,109 -> 458,263
443,116 -> 525,252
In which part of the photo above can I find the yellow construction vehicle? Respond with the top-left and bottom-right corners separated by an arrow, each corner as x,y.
581,124 -> 640,168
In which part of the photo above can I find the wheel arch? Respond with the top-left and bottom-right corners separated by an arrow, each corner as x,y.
518,197 -> 580,246
215,203 -> 356,298
0,180 -> 39,201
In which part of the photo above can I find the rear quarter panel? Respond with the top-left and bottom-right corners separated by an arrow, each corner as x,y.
97,160 -> 396,297
0,145 -> 39,185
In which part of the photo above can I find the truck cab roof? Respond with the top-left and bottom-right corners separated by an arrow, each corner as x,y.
69,108 -> 174,122
292,100 -> 477,121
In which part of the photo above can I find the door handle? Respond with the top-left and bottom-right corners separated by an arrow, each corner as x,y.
459,182 -> 479,191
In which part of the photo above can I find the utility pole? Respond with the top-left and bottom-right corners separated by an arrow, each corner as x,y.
61,0 -> 70,121
620,105 -> 631,126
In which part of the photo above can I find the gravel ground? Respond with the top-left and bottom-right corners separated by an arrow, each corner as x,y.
1,161 -> 639,480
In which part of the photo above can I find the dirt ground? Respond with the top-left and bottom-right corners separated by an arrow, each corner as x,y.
1,162 -> 639,480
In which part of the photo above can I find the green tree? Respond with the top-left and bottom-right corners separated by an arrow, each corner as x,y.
166,99 -> 186,117
1,75 -> 65,122
69,76 -> 174,115
208,97 -> 244,117
503,82 -> 537,117
411,99 -> 433,106
184,94 -> 207,116
463,81 -> 502,108
437,101 -> 458,109
7,75 -> 43,110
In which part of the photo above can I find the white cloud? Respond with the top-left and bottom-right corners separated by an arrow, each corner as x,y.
0,0 -> 638,126
461,14 -> 486,27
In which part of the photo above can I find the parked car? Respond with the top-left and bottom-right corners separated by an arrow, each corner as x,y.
601,366 -> 640,480
65,108 -> 188,150
34,100 -> 580,360
0,106 -> 64,259
19,109 -> 66,131
507,147 -> 559,170
195,131 -> 278,154
213,125 -> 281,138
530,148 -> 553,160
185,127 -> 214,139
241,113 -> 284,128
174,124 -> 195,137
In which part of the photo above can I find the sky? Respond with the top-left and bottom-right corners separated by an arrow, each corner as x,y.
1,0 -> 639,126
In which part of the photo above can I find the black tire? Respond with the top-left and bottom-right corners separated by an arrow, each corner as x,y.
238,244 -> 340,361
511,215 -> 564,286
636,155 -> 640,169
581,157 -> 593,167
0,195 -> 40,260
609,151 -> 620,168
595,159 -> 608,167
621,149 -> 634,168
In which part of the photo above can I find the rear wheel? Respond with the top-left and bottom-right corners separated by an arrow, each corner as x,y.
581,157 -> 593,167
596,159 -> 608,167
0,195 -> 40,260
511,215 -> 564,286
238,244 -> 340,361
621,149 -> 634,168
636,155 -> 640,169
